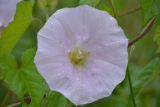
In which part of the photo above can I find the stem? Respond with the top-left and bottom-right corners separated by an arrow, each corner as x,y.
128,17 -> 156,47
6,102 -> 22,107
118,7 -> 140,17
127,67 -> 137,107
6,96 -> 31,107
108,0 -> 117,18
127,18 -> 156,106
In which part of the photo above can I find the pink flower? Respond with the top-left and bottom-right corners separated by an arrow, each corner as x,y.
35,5 -> 128,105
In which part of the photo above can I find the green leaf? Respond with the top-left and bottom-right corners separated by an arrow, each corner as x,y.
44,91 -> 67,107
154,26 -> 160,53
133,58 -> 160,96
33,0 -> 54,22
96,0 -> 114,16
0,1 -> 32,54
40,91 -> 67,107
33,0 -> 47,22
79,0 -> 100,7
0,49 -> 47,106
140,0 -> 160,24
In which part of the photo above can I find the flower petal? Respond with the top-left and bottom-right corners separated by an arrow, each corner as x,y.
91,39 -> 128,69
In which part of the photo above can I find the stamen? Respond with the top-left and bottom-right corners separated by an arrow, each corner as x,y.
69,48 -> 89,67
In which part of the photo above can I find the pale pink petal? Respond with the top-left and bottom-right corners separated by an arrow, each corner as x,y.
91,39 -> 128,69
38,15 -> 75,51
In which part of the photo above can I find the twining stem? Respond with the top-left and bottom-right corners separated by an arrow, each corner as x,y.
128,17 -> 156,47
6,96 -> 31,107
127,67 -> 136,107
108,0 -> 118,18
6,102 -> 22,107
127,17 -> 156,107
118,7 -> 140,17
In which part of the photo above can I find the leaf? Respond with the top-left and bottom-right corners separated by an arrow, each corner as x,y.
79,0 -> 101,7
45,91 -> 67,107
0,49 -> 47,106
133,58 -> 160,96
154,26 -> 160,53
33,0 -> 49,22
140,0 -> 160,24
0,1 -> 32,54
96,0 -> 114,16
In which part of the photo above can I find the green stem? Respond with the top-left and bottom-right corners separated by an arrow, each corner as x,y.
108,0 -> 117,18
118,7 -> 140,17
128,17 -> 156,47
127,67 -> 137,107
6,96 -> 31,107
6,102 -> 22,107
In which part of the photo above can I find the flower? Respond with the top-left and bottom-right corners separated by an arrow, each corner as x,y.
34,5 -> 128,105
0,0 -> 19,32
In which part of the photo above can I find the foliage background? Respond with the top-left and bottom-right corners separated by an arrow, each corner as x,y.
0,0 -> 160,107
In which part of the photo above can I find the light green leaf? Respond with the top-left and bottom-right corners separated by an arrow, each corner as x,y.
0,49 -> 47,106
154,26 -> 160,53
0,1 -> 32,54
133,58 -> 160,96
79,0 -> 100,7
140,0 -> 160,24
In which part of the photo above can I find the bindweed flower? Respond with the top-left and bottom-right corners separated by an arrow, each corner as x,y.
0,0 -> 19,32
35,5 -> 128,105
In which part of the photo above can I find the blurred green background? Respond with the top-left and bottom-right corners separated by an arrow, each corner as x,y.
0,0 -> 160,107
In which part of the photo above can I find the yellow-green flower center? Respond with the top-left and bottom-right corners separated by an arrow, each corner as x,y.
69,48 -> 90,67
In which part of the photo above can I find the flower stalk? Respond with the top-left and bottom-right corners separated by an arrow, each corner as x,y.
118,7 -> 140,17
128,17 -> 156,47
6,96 -> 31,107
108,0 -> 118,18
127,67 -> 137,107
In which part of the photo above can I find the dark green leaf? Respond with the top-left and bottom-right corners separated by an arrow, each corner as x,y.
133,58 -> 160,96
0,1 -> 32,54
140,0 -> 160,24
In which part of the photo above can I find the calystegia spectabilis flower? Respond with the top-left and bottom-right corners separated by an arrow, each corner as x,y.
35,5 -> 128,105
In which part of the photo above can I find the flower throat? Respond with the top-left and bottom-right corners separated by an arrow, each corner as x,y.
69,48 -> 89,67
